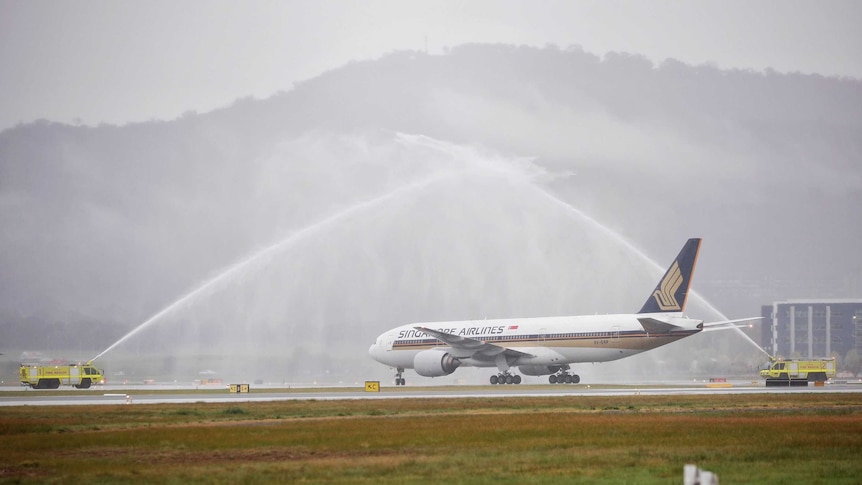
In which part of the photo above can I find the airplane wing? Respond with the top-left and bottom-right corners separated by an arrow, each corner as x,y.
700,317 -> 763,333
414,326 -> 534,360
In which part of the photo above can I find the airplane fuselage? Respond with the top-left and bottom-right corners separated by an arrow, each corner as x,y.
368,238 -> 712,385
368,313 -> 703,370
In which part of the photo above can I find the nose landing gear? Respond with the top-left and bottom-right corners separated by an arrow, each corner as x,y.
394,367 -> 406,386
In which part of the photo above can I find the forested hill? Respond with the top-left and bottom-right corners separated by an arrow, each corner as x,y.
1,44 -> 860,365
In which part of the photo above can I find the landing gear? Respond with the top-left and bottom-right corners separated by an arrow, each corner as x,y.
490,372 -> 522,385
394,367 -> 406,386
549,372 -> 580,384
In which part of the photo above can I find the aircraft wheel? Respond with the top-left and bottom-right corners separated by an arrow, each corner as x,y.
573,375 -> 580,384
490,375 -> 498,385
514,375 -> 522,384
564,375 -> 572,384
504,375 -> 511,384
549,375 -> 557,384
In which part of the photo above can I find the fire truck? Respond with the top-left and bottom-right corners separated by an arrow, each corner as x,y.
19,362 -> 104,389
759,358 -> 836,387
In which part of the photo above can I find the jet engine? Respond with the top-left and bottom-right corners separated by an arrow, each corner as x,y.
518,364 -> 567,376
413,350 -> 461,377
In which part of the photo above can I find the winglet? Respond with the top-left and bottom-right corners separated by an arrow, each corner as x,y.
638,238 -> 701,314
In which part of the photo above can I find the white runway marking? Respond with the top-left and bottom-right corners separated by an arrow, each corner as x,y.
2,382 -> 861,406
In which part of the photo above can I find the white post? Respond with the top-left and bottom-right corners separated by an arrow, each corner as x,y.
684,464 -> 698,485
684,464 -> 719,484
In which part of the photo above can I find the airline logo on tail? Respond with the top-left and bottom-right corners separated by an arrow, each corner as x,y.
638,238 -> 701,314
652,261 -> 683,310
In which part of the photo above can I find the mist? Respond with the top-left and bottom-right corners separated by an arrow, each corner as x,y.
1,45 -> 860,384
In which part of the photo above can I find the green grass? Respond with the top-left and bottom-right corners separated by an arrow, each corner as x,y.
1,393 -> 860,483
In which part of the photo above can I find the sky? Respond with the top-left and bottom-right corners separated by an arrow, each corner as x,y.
1,0 -> 861,132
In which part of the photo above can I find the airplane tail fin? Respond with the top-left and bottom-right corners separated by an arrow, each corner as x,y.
638,238 -> 702,314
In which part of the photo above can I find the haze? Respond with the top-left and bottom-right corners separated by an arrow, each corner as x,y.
2,1 -> 861,131
1,2 -> 860,384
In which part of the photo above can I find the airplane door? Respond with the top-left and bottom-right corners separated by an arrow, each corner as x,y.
539,328 -> 547,342
612,326 -> 620,339
384,333 -> 395,351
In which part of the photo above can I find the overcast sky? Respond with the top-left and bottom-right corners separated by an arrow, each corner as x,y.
2,0 -> 860,132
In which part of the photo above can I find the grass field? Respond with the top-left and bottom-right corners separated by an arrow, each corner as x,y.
1,392 -> 861,484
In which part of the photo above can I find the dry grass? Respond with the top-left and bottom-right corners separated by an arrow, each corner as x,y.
1,393 -> 861,483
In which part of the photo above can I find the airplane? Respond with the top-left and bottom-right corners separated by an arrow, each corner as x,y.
368,238 -> 757,385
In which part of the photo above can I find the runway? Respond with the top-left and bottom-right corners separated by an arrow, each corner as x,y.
3,381 -> 862,406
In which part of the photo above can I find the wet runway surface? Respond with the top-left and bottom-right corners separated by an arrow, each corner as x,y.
3,381 -> 862,406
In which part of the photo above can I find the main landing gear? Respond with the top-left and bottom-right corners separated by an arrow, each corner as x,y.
394,367 -> 406,386
490,372 -> 522,385
549,372 -> 580,384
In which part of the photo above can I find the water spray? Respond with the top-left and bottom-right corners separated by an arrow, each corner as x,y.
90,168 -> 463,363
91,132 -> 767,371
397,133 -> 770,358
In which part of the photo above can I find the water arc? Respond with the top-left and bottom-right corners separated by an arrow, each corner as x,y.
93,133 -> 765,382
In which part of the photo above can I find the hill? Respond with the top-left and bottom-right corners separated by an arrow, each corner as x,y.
2,44 -> 860,381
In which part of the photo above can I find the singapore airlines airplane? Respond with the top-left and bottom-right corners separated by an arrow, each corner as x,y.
369,238 -> 754,385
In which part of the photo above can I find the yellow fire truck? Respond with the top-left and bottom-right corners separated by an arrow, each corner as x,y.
759,358 -> 836,387
19,362 -> 104,389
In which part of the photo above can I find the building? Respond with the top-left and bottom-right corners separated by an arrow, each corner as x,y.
760,299 -> 862,358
